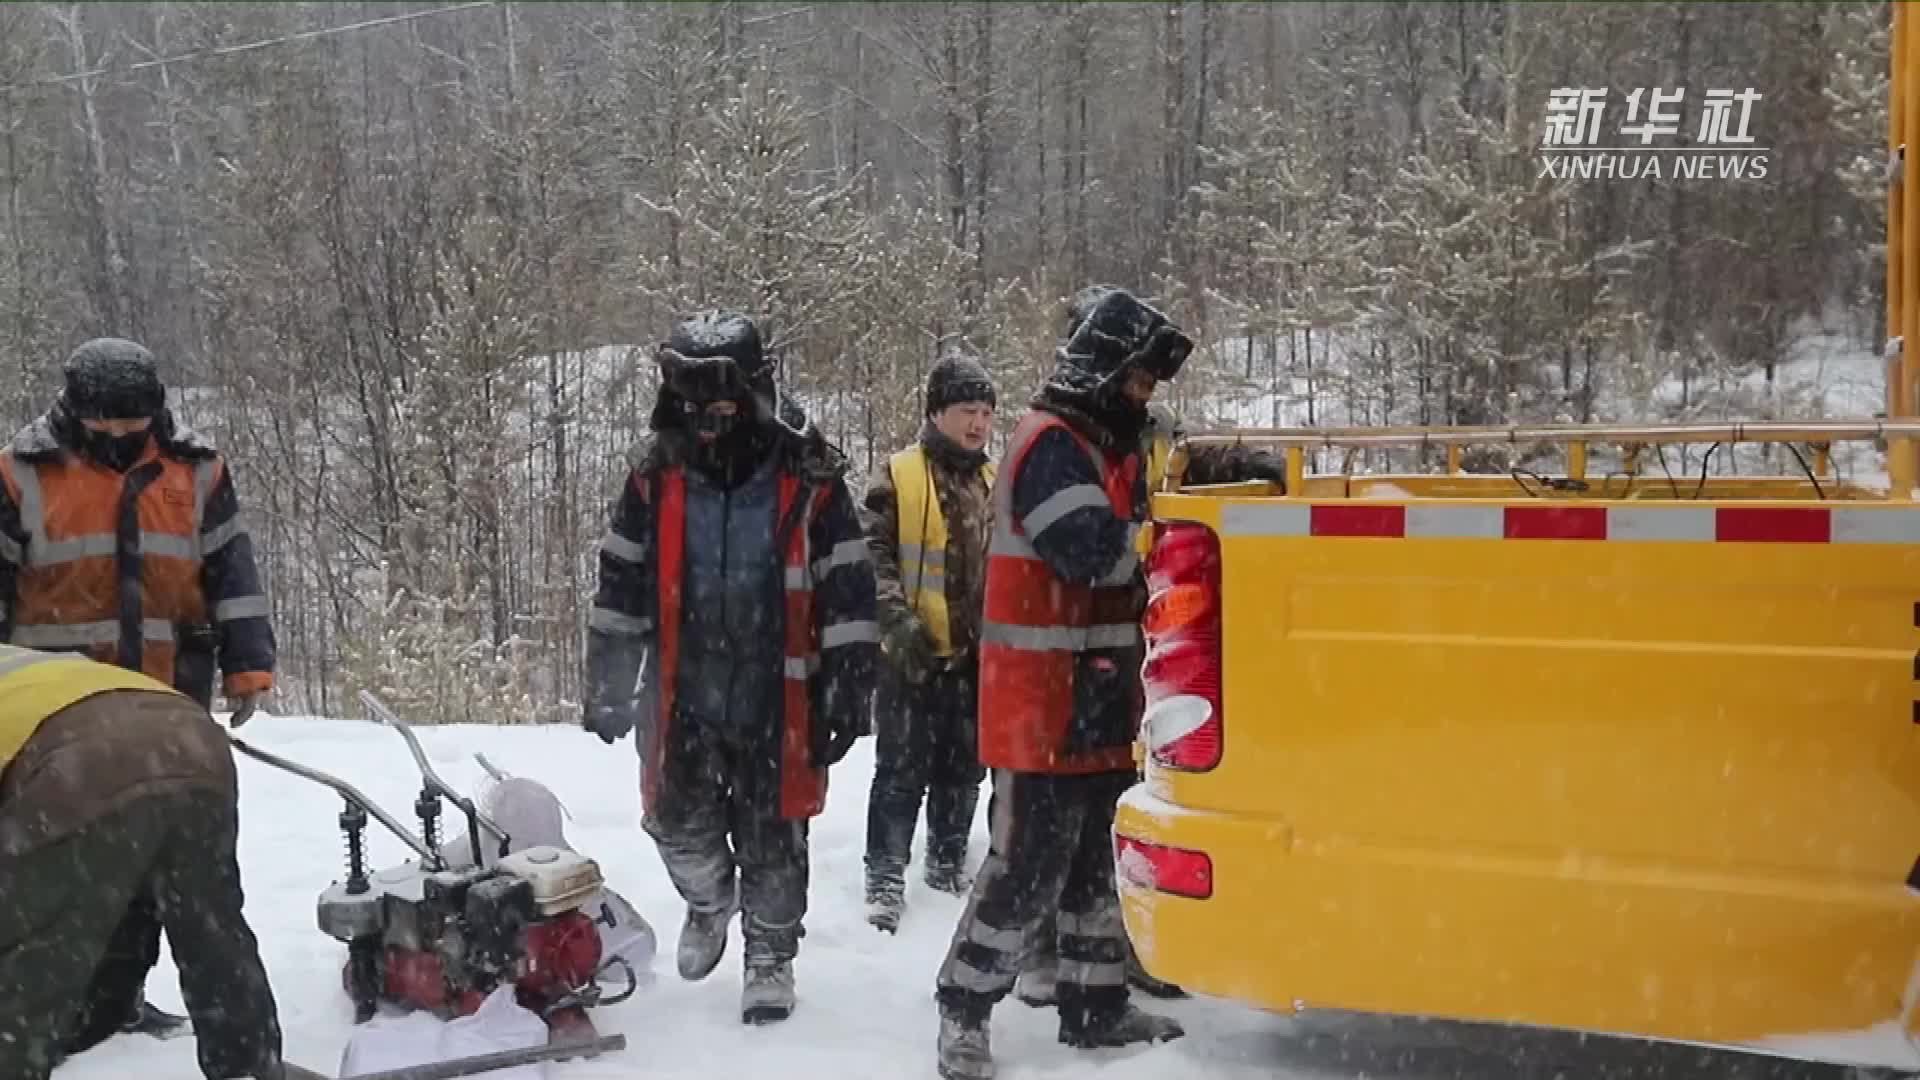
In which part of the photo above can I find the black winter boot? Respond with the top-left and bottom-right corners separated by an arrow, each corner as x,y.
123,999 -> 190,1039
865,874 -> 905,933
741,953 -> 796,1025
1058,1002 -> 1185,1049
676,902 -> 735,981
924,782 -> 979,896
740,918 -> 799,1024
923,857 -> 972,896
936,1004 -> 995,1080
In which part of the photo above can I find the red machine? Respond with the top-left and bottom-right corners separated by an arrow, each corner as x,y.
231,694 -> 634,1040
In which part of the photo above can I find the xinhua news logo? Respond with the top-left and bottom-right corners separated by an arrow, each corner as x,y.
1539,87 -> 1769,181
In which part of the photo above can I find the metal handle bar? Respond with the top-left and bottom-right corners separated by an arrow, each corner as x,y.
359,691 -> 511,862
226,734 -> 440,863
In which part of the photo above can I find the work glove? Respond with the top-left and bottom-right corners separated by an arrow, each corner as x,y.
809,678 -> 867,768
227,692 -> 264,728
1188,445 -> 1289,488
812,720 -> 859,768
584,639 -> 654,745
584,702 -> 636,745
881,614 -> 939,685
1232,448 -> 1290,486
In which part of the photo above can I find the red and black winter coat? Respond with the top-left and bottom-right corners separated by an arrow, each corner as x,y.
586,425 -> 880,820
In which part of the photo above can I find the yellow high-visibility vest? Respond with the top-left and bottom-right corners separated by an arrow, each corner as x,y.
889,446 -> 995,657
1137,427 -> 1180,557
0,644 -> 179,768
1146,429 -> 1174,494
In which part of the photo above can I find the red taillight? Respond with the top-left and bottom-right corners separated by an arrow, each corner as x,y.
1115,834 -> 1214,899
1143,521 -> 1223,771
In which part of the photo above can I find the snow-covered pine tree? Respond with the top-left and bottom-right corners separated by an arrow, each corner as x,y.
634,63 -> 882,397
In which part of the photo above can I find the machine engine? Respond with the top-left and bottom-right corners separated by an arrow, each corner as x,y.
320,846 -> 610,1033
230,692 -> 634,1040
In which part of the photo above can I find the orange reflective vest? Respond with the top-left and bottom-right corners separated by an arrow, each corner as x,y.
978,411 -> 1143,775
0,440 -> 224,687
647,465 -> 831,820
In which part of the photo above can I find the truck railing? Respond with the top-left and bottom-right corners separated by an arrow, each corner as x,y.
1179,418 -> 1920,501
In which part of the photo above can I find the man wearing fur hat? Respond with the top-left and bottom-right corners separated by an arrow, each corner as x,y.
584,311 -> 879,1025
1009,287 -> 1288,1011
933,288 -> 1187,1080
0,336 -> 275,1048
859,349 -> 998,933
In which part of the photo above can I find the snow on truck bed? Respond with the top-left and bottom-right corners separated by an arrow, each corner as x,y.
54,717 -> 1889,1080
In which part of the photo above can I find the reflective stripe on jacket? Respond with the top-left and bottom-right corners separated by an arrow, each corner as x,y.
0,424 -> 273,699
649,465 -> 878,819
978,410 -> 1143,774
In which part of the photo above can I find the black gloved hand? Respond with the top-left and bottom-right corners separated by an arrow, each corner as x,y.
1188,445 -> 1289,488
812,721 -> 859,768
584,702 -> 635,745
227,692 -> 264,728
881,614 -> 939,684
1235,449 -> 1290,485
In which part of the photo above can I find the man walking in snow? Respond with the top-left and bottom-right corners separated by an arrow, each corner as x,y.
1011,287 -> 1289,1010
0,645 -> 283,1080
0,337 -> 277,1046
584,311 -> 879,1026
861,349 -> 997,933
933,288 -> 1189,1080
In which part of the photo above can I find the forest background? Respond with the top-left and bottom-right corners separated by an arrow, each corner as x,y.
0,2 -> 1890,719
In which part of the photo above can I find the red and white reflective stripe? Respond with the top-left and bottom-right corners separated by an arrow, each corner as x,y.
1219,503 -> 1920,544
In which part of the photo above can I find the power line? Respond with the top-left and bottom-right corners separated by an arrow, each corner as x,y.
3,2 -> 498,95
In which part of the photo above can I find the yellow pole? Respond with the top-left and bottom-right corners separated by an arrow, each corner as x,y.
1896,1 -> 1920,499
1568,441 -> 1588,484
1892,0 -> 1906,416
1446,445 -> 1462,475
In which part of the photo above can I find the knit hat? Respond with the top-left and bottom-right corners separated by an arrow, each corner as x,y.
925,350 -> 997,416
61,338 -> 166,420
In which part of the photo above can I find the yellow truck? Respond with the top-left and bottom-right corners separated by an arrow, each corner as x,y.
1115,9 -> 1920,1075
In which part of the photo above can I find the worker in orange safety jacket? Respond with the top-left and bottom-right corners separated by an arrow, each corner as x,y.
931,288 -> 1190,1080
0,337 -> 276,1046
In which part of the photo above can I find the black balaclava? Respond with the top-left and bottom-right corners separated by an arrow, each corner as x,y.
683,395 -> 772,488
655,311 -> 778,489
59,337 -> 165,472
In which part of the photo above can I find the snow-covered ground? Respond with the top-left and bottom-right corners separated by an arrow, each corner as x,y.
48,716 -> 1887,1079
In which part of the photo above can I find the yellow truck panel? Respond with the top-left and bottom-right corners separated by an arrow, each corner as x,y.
1118,8 -> 1920,1064
1118,486 -> 1920,1067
